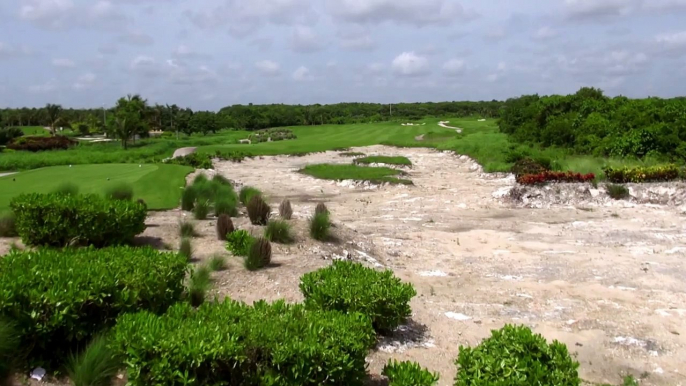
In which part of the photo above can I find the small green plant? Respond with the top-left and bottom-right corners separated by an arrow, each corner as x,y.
310,212 -> 331,241
244,238 -> 272,271
214,197 -> 237,217
179,238 -> 192,261
0,214 -> 17,238
247,195 -> 271,225
454,324 -> 580,385
104,182 -> 134,201
181,186 -> 196,211
0,319 -> 19,386
264,220 -> 293,244
279,199 -> 293,220
209,255 -> 227,271
300,261 -> 417,334
606,183 -> 630,200
226,229 -> 254,257
66,335 -> 122,386
239,186 -> 262,205
179,220 -> 197,238
188,265 -> 212,307
52,182 -> 80,195
623,375 -> 639,386
212,174 -> 232,186
194,199 -> 210,220
216,214 -> 234,241
383,360 -> 440,386
193,173 -> 209,185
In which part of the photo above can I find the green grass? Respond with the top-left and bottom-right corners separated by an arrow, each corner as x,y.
300,164 -> 412,185
19,126 -> 50,136
0,163 -> 192,212
354,156 -> 412,166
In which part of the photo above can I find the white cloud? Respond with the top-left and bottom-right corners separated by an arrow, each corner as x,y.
327,0 -> 477,26
72,73 -> 97,90
118,31 -> 154,46
0,42 -> 32,59
367,63 -> 385,74
442,59 -> 465,76
18,0 -> 127,29
533,26 -> 558,40
290,26 -> 324,53
338,26 -> 376,51
28,79 -> 58,93
52,58 -> 75,68
255,60 -> 281,76
292,66 -> 313,81
655,31 -> 686,55
391,51 -> 429,76
564,0 -> 639,21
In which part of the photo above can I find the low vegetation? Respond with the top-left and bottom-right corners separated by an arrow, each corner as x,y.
383,360 -> 440,386
0,214 -> 17,238
264,219 -> 293,243
7,135 -> 77,151
179,238 -> 192,261
248,128 -> 297,143
179,219 -> 197,238
301,164 -> 412,185
279,199 -> 293,219
65,335 -> 121,386
182,173 -> 238,218
0,319 -> 19,385
104,182 -> 134,201
603,164 -> 680,183
53,181 -> 80,195
239,186 -> 262,205
209,254 -> 227,271
226,229 -> 254,257
216,214 -> 234,240
244,237 -> 272,271
188,264 -> 212,307
606,184 -> 630,200
247,195 -> 271,225
517,171 -> 596,185
310,211 -> 331,241
354,155 -> 412,166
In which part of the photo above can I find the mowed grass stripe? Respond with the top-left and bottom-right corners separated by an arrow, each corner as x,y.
300,164 -> 412,185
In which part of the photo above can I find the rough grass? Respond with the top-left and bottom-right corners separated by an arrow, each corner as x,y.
354,155 -> 412,166
300,164 -> 412,185
66,335 -> 121,386
188,265 -> 212,307
179,220 -> 197,238
208,254 -> 227,271
239,186 -> 262,206
264,220 -> 294,244
310,212 -> 331,241
606,184 -> 630,200
179,238 -> 193,261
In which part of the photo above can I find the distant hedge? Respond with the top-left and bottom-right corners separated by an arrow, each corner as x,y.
7,135 -> 77,151
603,164 -> 680,183
10,193 -> 147,247
0,246 -> 188,368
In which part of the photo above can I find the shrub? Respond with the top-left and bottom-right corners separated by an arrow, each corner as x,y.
510,157 -> 547,177
104,182 -> 134,201
239,186 -> 262,205
181,186 -> 196,211
179,219 -> 196,238
0,127 -> 23,146
603,164 -> 680,183
212,174 -> 232,185
214,197 -> 238,217
606,184 -> 630,200
209,254 -> 227,271
7,135 -> 77,152
52,181 -> 79,195
112,299 -> 375,385
0,319 -> 19,386
216,214 -> 234,240
66,335 -> 121,386
309,212 -> 331,241
517,171 -> 595,185
279,199 -> 293,220
226,230 -> 254,257
10,193 -> 147,247
383,360 -> 440,386
454,324 -> 580,386
188,265 -> 212,307
179,238 -> 193,261
247,195 -> 271,225
194,199 -> 210,220
264,220 -> 293,243
0,214 -> 17,238
245,238 -> 272,271
300,261 -> 417,334
0,246 -> 187,368
165,153 -> 213,170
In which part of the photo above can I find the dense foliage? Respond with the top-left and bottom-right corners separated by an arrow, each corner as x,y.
499,87 -> 686,160
454,324 -> 580,386
516,171 -> 595,185
300,261 -> 417,334
603,164 -> 680,183
0,246 -> 187,368
245,237 -> 272,270
112,299 -> 376,386
7,135 -> 77,151
383,360 -> 440,386
10,193 -> 147,247
226,229 -> 255,256
0,127 -> 23,146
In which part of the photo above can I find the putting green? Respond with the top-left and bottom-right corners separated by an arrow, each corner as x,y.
0,163 -> 193,212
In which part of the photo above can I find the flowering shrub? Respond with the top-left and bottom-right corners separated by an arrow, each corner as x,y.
603,164 -> 679,183
517,171 -> 595,185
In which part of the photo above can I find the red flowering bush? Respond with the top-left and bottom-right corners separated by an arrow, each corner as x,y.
517,171 -> 595,185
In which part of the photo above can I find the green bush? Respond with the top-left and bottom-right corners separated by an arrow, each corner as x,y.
181,186 -> 196,211
194,199 -> 210,220
165,153 -> 213,169
104,182 -> 134,201
52,181 -> 80,195
0,127 -> 23,146
0,214 -> 17,238
214,197 -> 237,217
309,212 -> 331,241
300,261 -> 417,334
383,360 -> 440,386
212,174 -> 232,185
510,157 -> 547,177
454,324 -> 580,386
66,335 -> 122,386
606,184 -> 630,200
603,164 -> 680,183
0,318 -> 19,386
239,186 -> 262,205
10,193 -> 147,247
112,299 -> 375,385
245,237 -> 272,271
226,229 -> 254,257
247,195 -> 271,225
0,246 -> 187,368
264,219 -> 293,243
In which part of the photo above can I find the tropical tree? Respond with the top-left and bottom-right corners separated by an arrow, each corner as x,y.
46,103 -> 64,136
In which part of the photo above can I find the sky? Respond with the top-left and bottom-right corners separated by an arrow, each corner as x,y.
1,0 -> 686,110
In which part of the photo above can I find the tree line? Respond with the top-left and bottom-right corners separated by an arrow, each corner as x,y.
499,87 -> 686,160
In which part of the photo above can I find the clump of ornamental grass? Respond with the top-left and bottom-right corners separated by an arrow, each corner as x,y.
179,238 -> 193,261
194,200 -> 210,220
310,212 -> 331,241
66,335 -> 122,386
179,219 -> 197,238
264,220 -> 293,244
244,238 -> 272,271
279,199 -> 293,220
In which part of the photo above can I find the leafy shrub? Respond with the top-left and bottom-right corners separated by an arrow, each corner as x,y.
112,299 -> 375,386
279,199 -> 293,220
383,360 -> 440,386
51,181 -> 80,195
240,186 -> 262,205
315,202 -> 329,215
264,220 -> 293,243
179,219 -> 196,238
165,153 -> 213,169
300,261 -> 417,334
66,335 -> 122,386
179,238 -> 193,261
7,135 -> 77,151
194,199 -> 210,220
104,182 -> 134,201
188,265 -> 212,307
517,171 -> 595,185
226,230 -> 254,257
310,212 -> 331,241
510,157 -> 546,177
247,195 -> 271,225
0,127 -> 23,146
0,246 -> 187,368
0,319 -> 19,385
606,184 -> 630,200
245,238 -> 272,271
0,214 -> 17,238
209,254 -> 227,271
181,186 -> 196,211
214,197 -> 238,217
216,214 -> 234,240
603,164 -> 680,183
10,193 -> 147,247
454,324 -> 580,386
215,150 -> 247,163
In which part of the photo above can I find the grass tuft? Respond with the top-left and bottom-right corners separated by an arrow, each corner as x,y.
66,335 -> 121,386
179,220 -> 197,238
239,186 -> 262,206
208,254 -> 227,271
104,182 -> 134,201
310,212 -> 331,241
179,238 -> 193,261
181,186 -> 196,211
0,319 -> 19,386
606,184 -> 630,200
193,200 -> 210,220
264,220 -> 293,244
188,265 -> 212,307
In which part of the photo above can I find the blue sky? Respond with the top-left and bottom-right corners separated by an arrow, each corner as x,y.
1,0 -> 685,110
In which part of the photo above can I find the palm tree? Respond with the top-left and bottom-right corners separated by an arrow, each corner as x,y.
45,103 -> 63,136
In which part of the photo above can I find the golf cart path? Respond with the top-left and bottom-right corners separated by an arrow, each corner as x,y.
438,121 -> 463,133
172,147 -> 197,159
